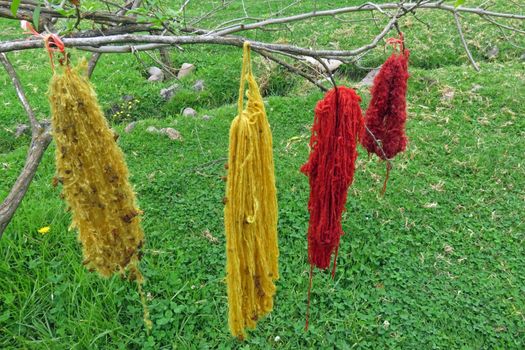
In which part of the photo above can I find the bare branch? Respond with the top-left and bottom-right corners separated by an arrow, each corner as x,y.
0,53 -> 40,134
453,11 -> 480,71
0,25 -> 404,58
0,132 -> 52,238
480,15 -> 525,35
0,1 -> 140,25
0,53 -> 52,238
87,52 -> 102,78
209,2 -> 525,36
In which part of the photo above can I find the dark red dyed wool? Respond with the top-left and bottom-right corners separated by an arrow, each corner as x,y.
362,49 -> 410,160
301,86 -> 364,273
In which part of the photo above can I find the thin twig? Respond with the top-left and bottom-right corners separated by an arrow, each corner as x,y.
481,15 -> 525,35
252,47 -> 328,92
0,53 -> 40,134
453,11 -> 480,71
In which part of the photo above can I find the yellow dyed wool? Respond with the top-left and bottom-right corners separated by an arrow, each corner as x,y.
49,62 -> 145,280
225,42 -> 279,339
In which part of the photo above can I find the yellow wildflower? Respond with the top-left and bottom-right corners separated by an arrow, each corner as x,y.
38,226 -> 51,235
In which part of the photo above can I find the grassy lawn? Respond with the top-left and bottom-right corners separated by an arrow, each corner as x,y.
1,1 -> 524,349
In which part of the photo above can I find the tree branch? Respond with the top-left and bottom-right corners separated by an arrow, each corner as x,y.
0,1 -> 140,25
0,53 -> 52,238
0,53 -> 40,133
208,2 -> 525,36
453,11 -> 480,71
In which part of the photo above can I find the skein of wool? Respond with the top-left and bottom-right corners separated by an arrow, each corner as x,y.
361,38 -> 410,194
49,62 -> 151,328
224,42 -> 279,340
49,62 -> 145,279
300,86 -> 364,329
301,86 -> 364,273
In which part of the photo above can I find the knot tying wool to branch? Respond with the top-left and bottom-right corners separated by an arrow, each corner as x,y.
21,20 -> 67,70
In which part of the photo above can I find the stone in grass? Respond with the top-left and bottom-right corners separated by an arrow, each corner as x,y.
147,66 -> 164,82
193,79 -> 205,92
146,125 -> 182,141
177,63 -> 195,79
485,46 -> 499,60
358,67 -> 381,88
146,126 -> 160,134
520,52 -> 525,62
202,115 -> 213,121
160,128 -> 183,141
124,121 -> 137,133
182,107 -> 197,117
160,84 -> 180,101
15,124 -> 30,138
148,66 -> 163,76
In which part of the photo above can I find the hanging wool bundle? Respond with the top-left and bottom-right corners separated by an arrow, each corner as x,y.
301,86 -> 364,273
361,39 -> 410,193
49,62 -> 145,282
301,86 -> 364,330
224,42 -> 279,339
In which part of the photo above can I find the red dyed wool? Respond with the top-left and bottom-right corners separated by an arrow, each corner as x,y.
362,49 -> 410,160
300,86 -> 364,272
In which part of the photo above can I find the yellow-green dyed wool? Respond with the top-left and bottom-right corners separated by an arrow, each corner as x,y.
49,62 -> 145,280
225,42 -> 279,339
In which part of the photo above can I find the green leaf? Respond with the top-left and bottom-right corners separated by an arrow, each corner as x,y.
454,0 -> 465,7
10,0 -> 21,16
33,4 -> 41,31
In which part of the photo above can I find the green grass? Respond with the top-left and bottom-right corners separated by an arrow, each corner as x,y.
1,0 -> 525,349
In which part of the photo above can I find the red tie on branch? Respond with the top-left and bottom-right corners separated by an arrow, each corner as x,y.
361,33 -> 410,195
301,86 -> 364,330
21,20 -> 67,71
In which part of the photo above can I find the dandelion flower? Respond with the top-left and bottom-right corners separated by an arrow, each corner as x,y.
38,226 -> 51,235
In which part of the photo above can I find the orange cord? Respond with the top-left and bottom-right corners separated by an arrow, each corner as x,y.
21,20 -> 67,71
385,32 -> 405,53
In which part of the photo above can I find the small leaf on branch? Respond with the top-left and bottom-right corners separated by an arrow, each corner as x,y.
33,5 -> 41,31
10,0 -> 21,16
454,0 -> 465,7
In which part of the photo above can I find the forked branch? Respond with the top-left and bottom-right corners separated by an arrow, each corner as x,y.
0,53 -> 52,237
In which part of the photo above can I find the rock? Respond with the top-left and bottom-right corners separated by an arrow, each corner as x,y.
148,74 -> 163,82
124,121 -> 137,133
302,56 -> 343,72
177,63 -> 195,79
182,107 -> 197,117
146,126 -> 160,133
160,127 -> 182,141
146,126 -> 182,141
148,66 -> 163,76
15,124 -> 30,138
358,67 -> 381,87
520,53 -> 525,61
486,46 -> 499,60
160,84 -> 180,101
147,66 -> 164,82
122,95 -> 134,102
193,79 -> 205,92
202,115 -> 212,121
